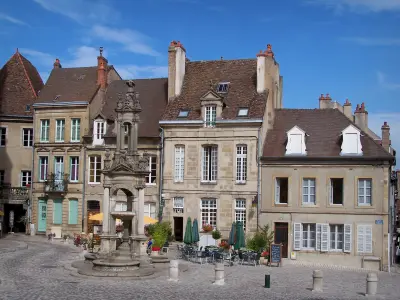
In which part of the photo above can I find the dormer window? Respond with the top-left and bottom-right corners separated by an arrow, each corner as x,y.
93,119 -> 106,145
216,82 -> 229,93
285,126 -> 307,156
178,110 -> 189,118
205,105 -> 216,128
237,108 -> 249,117
341,125 -> 363,156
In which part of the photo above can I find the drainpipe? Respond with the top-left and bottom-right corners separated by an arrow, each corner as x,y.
81,147 -> 87,233
256,126 -> 262,230
29,111 -> 35,233
158,127 -> 164,222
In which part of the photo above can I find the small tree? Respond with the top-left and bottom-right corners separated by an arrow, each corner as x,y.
246,224 -> 274,252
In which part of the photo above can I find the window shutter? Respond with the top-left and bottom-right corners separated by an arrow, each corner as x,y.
68,199 -> 78,225
320,223 -> 330,252
328,181 -> 333,204
275,179 -> 280,204
201,147 -> 205,181
293,223 -> 302,250
344,224 -> 352,253
357,225 -> 365,253
53,199 -> 63,224
365,225 -> 372,253
316,223 -> 322,251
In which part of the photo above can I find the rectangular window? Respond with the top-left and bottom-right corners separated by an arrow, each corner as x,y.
22,128 -> 33,147
0,170 -> 4,186
69,157 -> 79,182
204,106 -> 216,127
174,146 -> 185,182
40,119 -> 50,142
173,197 -> 184,214
0,127 -> 7,146
145,156 -> 157,185
202,146 -> 218,182
357,224 -> 372,253
21,171 -> 31,187
94,121 -> 105,140
329,178 -> 344,205
55,119 -> 65,142
39,156 -> 48,181
236,145 -> 247,183
275,177 -> 288,204
68,199 -> 79,224
358,179 -> 372,206
329,224 -> 344,251
235,199 -> 246,230
71,118 -> 81,142
53,199 -> 63,224
144,203 -> 156,219
302,223 -> 316,249
201,199 -> 217,228
302,178 -> 316,204
89,156 -> 101,183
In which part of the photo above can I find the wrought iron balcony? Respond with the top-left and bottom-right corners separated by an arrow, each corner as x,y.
44,172 -> 69,193
0,185 -> 29,204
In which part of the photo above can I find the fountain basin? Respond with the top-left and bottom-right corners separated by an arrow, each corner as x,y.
110,211 -> 135,218
93,259 -> 140,272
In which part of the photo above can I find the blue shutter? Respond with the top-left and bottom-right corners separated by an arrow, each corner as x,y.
53,199 -> 63,224
69,199 -> 79,224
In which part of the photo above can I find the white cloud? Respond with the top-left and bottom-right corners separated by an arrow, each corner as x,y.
0,13 -> 28,26
115,65 -> 168,79
377,71 -> 400,90
92,25 -> 160,57
340,37 -> 400,46
19,48 -> 54,65
307,0 -> 400,13
33,0 -> 119,24
64,46 -> 103,68
369,113 -> 400,159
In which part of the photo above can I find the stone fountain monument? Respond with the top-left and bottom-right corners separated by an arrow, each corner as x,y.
77,80 -> 154,277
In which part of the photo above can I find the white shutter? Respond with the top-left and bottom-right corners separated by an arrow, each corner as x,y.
320,224 -> 330,252
275,179 -> 280,204
328,181 -> 333,204
293,223 -> 302,250
344,224 -> 352,253
357,225 -> 365,253
316,223 -> 322,251
365,225 -> 372,253
201,147 -> 205,181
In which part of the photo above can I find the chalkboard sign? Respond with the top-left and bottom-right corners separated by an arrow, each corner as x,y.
269,243 -> 282,267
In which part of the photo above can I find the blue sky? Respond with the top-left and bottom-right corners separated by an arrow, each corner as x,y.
0,0 -> 399,159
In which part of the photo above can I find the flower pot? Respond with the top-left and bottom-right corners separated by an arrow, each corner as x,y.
151,250 -> 159,256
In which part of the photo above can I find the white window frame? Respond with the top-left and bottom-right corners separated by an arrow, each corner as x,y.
329,178 -> 344,205
40,119 -> 49,142
235,199 -> 246,230
38,156 -> 48,182
145,156 -> 157,185
302,223 -> 316,250
70,118 -> 81,142
302,178 -> 316,205
173,197 -> 184,214
22,128 -> 33,147
236,145 -> 247,183
275,177 -> 288,204
70,156 -> 79,182
204,105 -> 216,128
174,146 -> 185,182
0,127 -> 6,147
88,155 -> 102,184
144,202 -> 156,219
93,120 -> 106,145
329,224 -> 344,251
20,170 -> 31,187
358,178 -> 372,206
200,199 -> 217,228
357,224 -> 372,254
55,119 -> 65,142
201,145 -> 218,182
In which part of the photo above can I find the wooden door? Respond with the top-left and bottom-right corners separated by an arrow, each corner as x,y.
275,222 -> 289,258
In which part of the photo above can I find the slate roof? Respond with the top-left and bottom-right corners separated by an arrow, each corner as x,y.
161,59 -> 267,120
0,51 -> 43,115
101,78 -> 168,138
36,66 -> 100,103
262,109 -> 393,160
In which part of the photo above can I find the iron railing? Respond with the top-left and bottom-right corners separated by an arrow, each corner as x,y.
44,172 -> 69,193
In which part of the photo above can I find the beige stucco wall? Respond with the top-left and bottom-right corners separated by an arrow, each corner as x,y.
260,164 -> 390,269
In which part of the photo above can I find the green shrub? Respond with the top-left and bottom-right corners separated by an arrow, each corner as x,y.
152,222 -> 169,248
246,224 -> 274,252
212,229 -> 221,240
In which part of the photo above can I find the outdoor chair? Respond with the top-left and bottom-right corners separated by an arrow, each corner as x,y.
223,253 -> 237,266
214,252 -> 224,264
195,250 -> 207,264
249,252 -> 261,267
162,241 -> 169,253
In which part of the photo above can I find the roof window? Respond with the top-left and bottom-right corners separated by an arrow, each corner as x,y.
216,82 -> 229,93
237,108 -> 249,117
178,110 -> 189,118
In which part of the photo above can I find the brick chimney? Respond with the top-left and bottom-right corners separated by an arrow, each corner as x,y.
256,44 -> 277,93
97,47 -> 108,90
53,58 -> 62,69
319,93 -> 332,109
381,121 -> 391,152
354,102 -> 368,131
343,99 -> 353,120
168,41 -> 186,101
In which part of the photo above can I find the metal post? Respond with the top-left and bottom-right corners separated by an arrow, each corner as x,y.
264,274 -> 270,288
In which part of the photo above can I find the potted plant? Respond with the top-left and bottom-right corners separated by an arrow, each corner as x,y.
260,250 -> 269,265
202,224 -> 213,233
151,223 -> 168,256
219,240 -> 230,252
212,229 -> 221,240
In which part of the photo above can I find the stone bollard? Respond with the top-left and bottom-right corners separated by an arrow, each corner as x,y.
312,270 -> 323,292
213,263 -> 225,286
366,273 -> 378,296
168,260 -> 179,282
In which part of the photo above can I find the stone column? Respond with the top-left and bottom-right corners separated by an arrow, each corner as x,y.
116,120 -> 121,151
120,123 -> 125,150
103,187 -> 110,234
132,122 -> 138,153
137,187 -> 145,235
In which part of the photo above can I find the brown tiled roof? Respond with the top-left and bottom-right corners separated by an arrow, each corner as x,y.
161,59 -> 267,120
0,51 -> 43,115
262,109 -> 393,160
102,78 -> 168,137
36,67 -> 99,103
